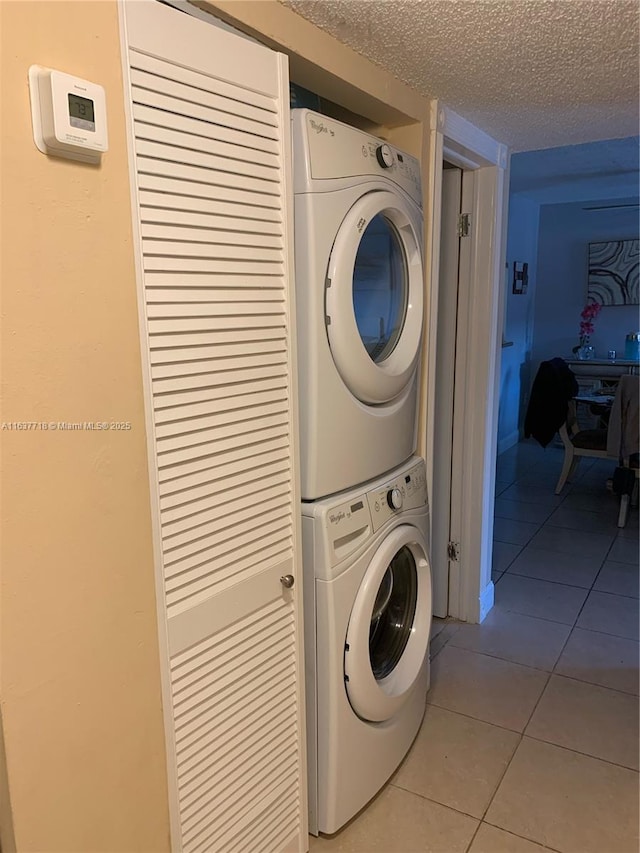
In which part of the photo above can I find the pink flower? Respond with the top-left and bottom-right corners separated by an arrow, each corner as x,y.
580,303 -> 601,322
577,302 -> 601,347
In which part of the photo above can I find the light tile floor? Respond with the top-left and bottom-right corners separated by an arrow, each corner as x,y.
310,440 -> 639,853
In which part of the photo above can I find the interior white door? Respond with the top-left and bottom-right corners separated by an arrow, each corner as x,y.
431,167 -> 462,617
120,3 -> 306,851
448,170 -> 476,617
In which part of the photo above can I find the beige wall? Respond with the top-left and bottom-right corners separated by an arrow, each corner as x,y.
0,2 -> 170,850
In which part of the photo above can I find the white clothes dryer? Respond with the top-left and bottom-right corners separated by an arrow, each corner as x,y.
301,456 -> 432,835
292,110 -> 425,500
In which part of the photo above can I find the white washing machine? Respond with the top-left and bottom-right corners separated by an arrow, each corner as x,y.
292,109 -> 425,500
302,456 -> 432,835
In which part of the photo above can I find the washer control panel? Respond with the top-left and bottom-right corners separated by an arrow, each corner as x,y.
367,459 -> 427,532
324,493 -> 373,567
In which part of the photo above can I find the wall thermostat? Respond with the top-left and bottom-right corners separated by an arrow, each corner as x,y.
28,66 -> 108,164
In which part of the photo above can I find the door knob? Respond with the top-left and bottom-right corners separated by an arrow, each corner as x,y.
280,574 -> 295,589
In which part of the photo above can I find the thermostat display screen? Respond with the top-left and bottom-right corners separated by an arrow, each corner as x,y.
68,93 -> 95,130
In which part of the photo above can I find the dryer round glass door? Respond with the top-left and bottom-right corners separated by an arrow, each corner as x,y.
344,524 -> 432,722
325,190 -> 424,405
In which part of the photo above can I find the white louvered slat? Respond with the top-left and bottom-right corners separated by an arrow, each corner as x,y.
134,137 -> 280,185
140,203 -> 282,233
153,360 -> 287,395
214,782 -> 298,853
160,449 -> 290,512
161,479 -> 290,545
123,3 -> 304,847
146,271 -> 284,290
180,701 -> 295,828
157,428 -> 288,482
175,659 -> 294,766
146,290 -> 284,306
164,505 -> 290,580
173,638 -> 292,729
154,352 -> 284,381
143,256 -> 283,276
156,418 -> 290,470
159,437 -> 290,495
154,368 -> 288,411
141,223 -> 282,250
137,175 -> 282,215
173,627 -> 293,735
133,102 -> 280,160
148,315 -> 285,339
139,189 -> 282,226
164,508 -> 291,578
131,85 -> 279,142
137,154 -> 278,207
143,242 -> 282,266
166,539 -> 291,614
129,60 -> 278,123
204,768 -> 296,853
150,340 -> 287,370
154,399 -> 289,446
133,112 -> 280,165
128,49 -> 277,113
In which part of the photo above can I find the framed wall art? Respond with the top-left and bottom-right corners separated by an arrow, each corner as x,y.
588,239 -> 639,306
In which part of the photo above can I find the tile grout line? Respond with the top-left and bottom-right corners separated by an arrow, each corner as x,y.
551,669 -> 640,699
522,731 -> 640,774
425,698 -> 529,737
498,570 -> 609,592
473,665 -> 553,829
389,779 -> 563,853
480,818 -> 565,852
504,568 -> 639,599
560,529 -> 623,641
445,626 -> 638,694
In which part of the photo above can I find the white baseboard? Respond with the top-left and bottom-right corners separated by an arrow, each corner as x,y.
478,581 -> 495,622
498,430 -> 520,456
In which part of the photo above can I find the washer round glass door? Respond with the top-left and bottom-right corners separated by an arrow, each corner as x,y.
325,190 -> 423,405
344,524 -> 432,722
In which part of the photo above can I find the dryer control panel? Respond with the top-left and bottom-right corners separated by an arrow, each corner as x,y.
367,458 -> 427,532
293,109 -> 422,206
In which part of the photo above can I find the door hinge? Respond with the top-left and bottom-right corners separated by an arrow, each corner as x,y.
447,541 -> 460,561
457,213 -> 471,238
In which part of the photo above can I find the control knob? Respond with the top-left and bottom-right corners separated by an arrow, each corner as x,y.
386,487 -> 403,510
376,144 -> 394,169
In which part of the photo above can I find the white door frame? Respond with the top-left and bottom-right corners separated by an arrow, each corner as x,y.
425,103 -> 509,623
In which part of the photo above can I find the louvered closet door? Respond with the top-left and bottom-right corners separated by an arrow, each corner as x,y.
120,3 -> 306,851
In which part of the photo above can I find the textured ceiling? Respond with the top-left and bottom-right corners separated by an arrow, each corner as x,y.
510,136 -> 639,199
283,0 -> 640,152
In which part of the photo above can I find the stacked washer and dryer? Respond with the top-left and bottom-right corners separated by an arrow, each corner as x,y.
291,110 -> 434,836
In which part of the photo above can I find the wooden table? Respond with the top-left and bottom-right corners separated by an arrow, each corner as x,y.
567,358 -> 639,391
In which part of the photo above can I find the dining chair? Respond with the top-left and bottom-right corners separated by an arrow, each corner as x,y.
606,375 -> 640,527
554,399 -> 609,494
